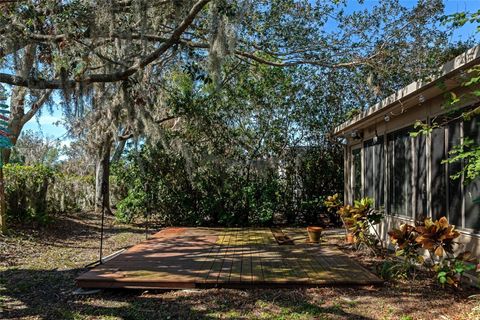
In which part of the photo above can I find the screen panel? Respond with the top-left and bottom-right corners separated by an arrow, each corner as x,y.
403,131 -> 413,217
431,126 -> 447,220
374,136 -> 385,208
363,140 -> 374,200
464,115 -> 480,230
447,121 -> 463,227
387,128 -> 413,217
415,134 -> 428,221
387,136 -> 395,214
364,137 -> 385,208
352,148 -> 362,201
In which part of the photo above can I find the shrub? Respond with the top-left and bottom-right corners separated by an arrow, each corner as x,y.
3,164 -> 94,224
378,259 -> 414,280
388,217 -> 478,287
116,190 -> 147,223
434,254 -> 476,286
327,195 -> 384,253
112,145 -> 341,227
344,198 -> 384,253
4,164 -> 54,224
414,217 -> 460,258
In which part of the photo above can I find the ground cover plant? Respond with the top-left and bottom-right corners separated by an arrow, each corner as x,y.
388,217 -> 479,287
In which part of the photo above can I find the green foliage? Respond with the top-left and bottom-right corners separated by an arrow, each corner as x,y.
388,217 -> 478,287
442,137 -> 480,182
116,191 -> 146,224
280,148 -> 344,226
112,147 -> 278,227
442,9 -> 480,32
434,256 -> 476,287
112,143 -> 342,227
334,197 -> 384,253
3,164 -> 94,224
4,164 -> 54,224
410,120 -> 438,138
378,259 -> 415,281
345,108 -> 361,120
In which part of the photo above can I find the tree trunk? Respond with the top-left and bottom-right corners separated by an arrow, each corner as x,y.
0,117 -> 25,234
0,166 -> 6,234
95,139 -> 112,214
0,45 -> 37,233
111,138 -> 127,163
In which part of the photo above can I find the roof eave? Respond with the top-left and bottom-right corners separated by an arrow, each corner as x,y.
333,45 -> 480,137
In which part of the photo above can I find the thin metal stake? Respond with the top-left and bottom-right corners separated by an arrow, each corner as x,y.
145,214 -> 148,240
99,206 -> 105,264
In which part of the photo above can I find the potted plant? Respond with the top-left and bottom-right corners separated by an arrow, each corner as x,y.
324,194 -> 356,244
343,198 -> 384,252
337,204 -> 356,244
307,226 -> 323,243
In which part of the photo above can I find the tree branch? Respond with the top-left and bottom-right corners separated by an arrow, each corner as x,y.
21,89 -> 53,126
182,41 -> 381,69
0,0 -> 211,89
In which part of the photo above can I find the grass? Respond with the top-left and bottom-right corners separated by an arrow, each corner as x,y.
1,211 -> 479,319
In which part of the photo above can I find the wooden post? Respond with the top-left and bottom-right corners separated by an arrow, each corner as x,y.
0,164 -> 6,234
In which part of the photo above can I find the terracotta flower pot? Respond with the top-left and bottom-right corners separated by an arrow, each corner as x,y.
307,226 -> 323,243
345,232 -> 355,244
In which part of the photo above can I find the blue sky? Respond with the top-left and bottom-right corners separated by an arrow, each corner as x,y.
24,105 -> 67,140
17,0 -> 480,140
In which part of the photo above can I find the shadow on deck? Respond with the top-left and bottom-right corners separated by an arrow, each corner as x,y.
76,228 -> 383,289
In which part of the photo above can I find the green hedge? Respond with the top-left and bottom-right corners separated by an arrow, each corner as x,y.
112,144 -> 343,227
3,164 -> 94,224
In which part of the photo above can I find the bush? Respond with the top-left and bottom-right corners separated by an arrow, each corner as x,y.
112,144 -> 343,227
3,164 -> 94,224
388,217 -> 478,287
326,195 -> 384,253
115,190 -> 147,224
342,198 -> 384,252
4,164 -> 54,224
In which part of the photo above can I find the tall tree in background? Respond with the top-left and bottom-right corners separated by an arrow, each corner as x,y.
10,130 -> 60,166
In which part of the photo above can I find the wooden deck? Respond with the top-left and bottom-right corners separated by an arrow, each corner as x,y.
76,228 -> 382,289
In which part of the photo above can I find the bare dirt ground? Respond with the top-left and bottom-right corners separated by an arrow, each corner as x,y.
1,212 -> 479,320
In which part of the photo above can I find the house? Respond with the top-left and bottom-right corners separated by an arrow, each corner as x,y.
333,46 -> 480,255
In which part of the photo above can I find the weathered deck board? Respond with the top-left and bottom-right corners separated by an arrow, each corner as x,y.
76,227 -> 383,289
229,229 -> 242,283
